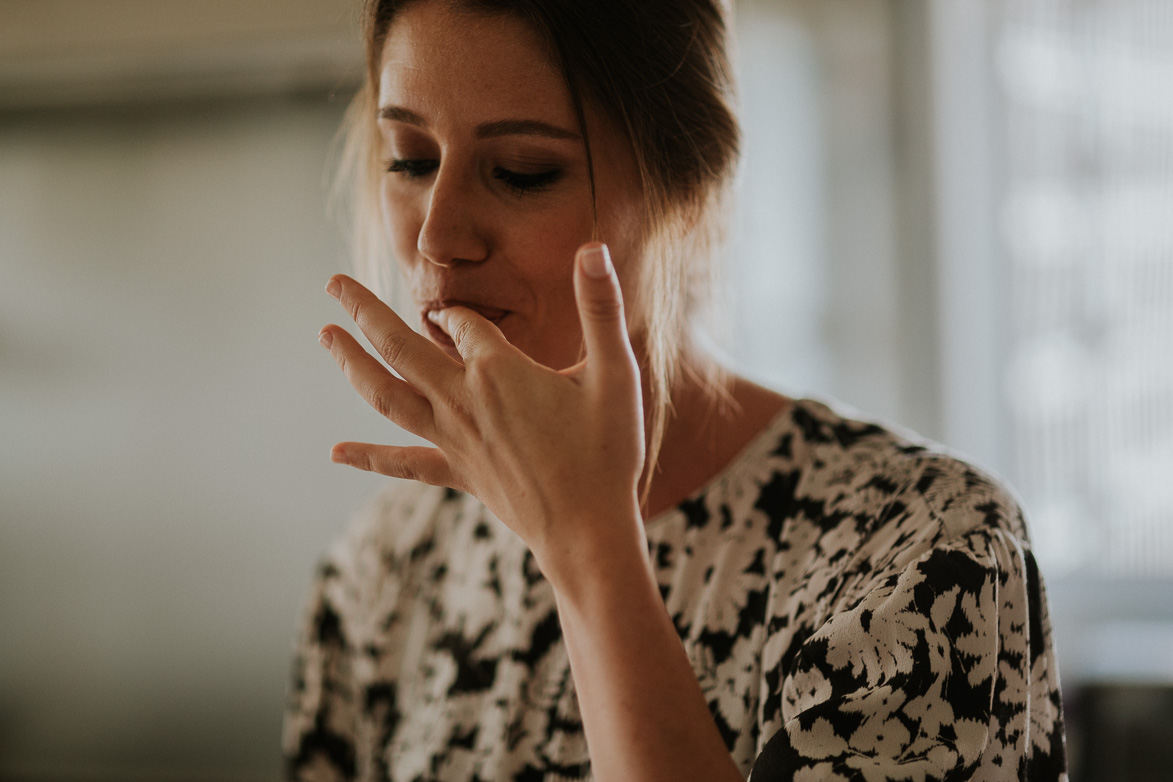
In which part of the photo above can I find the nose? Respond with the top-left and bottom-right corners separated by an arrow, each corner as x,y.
416,163 -> 489,269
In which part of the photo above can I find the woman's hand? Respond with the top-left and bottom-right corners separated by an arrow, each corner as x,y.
318,243 -> 646,579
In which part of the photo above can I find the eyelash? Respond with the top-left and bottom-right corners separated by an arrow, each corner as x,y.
493,167 -> 562,195
384,159 -> 562,194
386,158 -> 438,178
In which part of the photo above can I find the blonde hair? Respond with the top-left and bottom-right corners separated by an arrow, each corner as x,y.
335,0 -> 740,505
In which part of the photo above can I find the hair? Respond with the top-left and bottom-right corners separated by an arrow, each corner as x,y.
336,0 -> 740,506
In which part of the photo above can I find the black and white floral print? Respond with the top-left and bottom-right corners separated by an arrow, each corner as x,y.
283,398 -> 1067,781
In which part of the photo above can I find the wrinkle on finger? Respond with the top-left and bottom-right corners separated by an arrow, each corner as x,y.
368,385 -> 398,421
333,442 -> 456,487
448,315 -> 480,355
326,327 -> 436,438
373,329 -> 413,370
337,281 -> 459,391
436,307 -> 507,362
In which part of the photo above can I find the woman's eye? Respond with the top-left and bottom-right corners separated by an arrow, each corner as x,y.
492,166 -> 562,194
385,158 -> 438,178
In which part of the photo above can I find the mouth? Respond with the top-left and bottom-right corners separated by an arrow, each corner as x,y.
421,300 -> 511,348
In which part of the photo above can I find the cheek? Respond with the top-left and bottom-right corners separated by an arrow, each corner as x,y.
529,203 -> 595,266
380,184 -> 422,260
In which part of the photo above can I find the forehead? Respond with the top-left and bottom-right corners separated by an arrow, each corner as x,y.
378,2 -> 575,127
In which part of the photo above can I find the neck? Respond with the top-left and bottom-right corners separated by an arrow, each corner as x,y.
638,356 -> 789,520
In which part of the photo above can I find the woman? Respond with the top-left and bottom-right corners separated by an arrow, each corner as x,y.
284,1 -> 1067,780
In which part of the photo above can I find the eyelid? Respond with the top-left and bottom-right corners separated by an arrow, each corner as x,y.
492,165 -> 563,194
385,158 -> 438,177
382,155 -> 564,195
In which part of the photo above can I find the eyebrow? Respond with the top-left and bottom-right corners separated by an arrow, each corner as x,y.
377,106 -> 579,141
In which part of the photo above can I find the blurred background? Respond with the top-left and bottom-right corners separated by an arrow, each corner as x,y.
1,0 -> 1171,780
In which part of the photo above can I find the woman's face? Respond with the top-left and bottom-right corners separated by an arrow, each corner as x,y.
376,1 -> 645,370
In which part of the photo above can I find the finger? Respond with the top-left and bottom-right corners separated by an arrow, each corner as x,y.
327,274 -> 458,393
319,325 -> 435,437
429,306 -> 508,363
573,243 -> 638,381
331,442 -> 457,487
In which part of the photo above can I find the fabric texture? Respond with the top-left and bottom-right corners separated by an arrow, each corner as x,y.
283,398 -> 1068,781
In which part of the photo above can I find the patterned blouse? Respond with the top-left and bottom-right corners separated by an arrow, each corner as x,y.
283,398 -> 1068,781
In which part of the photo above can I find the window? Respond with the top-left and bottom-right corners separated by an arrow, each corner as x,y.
996,0 -> 1173,578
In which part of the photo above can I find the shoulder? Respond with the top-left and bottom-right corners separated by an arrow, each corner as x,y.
780,397 -> 1028,543
742,401 -> 1065,780
717,398 -> 1032,592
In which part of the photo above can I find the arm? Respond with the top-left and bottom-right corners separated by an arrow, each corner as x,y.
549,519 -> 743,782
752,527 -> 1066,781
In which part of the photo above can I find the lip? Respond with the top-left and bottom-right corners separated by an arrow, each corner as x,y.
422,299 -> 510,322
421,300 -> 511,349
424,316 -> 457,349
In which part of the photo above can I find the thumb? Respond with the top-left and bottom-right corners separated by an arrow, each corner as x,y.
574,242 -> 637,380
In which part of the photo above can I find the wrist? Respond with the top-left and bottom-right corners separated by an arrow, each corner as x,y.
533,499 -> 651,600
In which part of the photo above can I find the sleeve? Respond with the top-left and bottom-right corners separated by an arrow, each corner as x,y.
749,524 -> 1067,780
282,559 -> 360,782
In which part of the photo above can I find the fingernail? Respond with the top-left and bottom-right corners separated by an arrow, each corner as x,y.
330,445 -> 348,464
326,278 -> 341,299
318,329 -> 333,349
427,309 -> 442,324
581,244 -> 612,278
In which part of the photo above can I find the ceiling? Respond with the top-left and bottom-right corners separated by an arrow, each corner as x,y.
0,0 -> 364,108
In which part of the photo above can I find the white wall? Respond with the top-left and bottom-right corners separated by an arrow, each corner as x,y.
724,0 -> 937,443
0,95 -> 405,779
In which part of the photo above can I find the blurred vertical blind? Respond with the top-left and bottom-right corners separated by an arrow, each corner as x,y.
996,0 -> 1173,577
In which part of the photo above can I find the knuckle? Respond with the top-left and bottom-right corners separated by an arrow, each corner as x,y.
372,451 -> 406,479
449,317 -> 477,348
386,454 -> 416,481
369,387 -> 395,420
343,291 -> 363,322
357,449 -> 378,472
583,295 -> 623,321
374,330 -> 411,366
